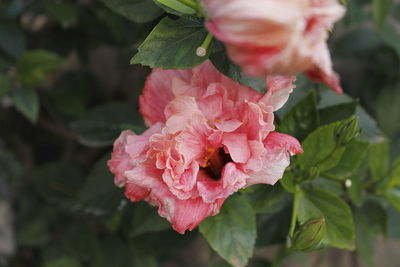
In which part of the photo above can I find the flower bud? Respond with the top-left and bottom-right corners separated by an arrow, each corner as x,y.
291,216 -> 326,252
335,117 -> 359,145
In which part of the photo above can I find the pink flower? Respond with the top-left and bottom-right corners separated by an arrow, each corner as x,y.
202,0 -> 345,94
108,61 -> 302,234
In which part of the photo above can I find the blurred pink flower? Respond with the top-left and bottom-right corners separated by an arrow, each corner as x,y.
108,61 -> 302,234
202,0 -> 345,94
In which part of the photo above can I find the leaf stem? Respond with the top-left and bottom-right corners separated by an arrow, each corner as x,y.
289,186 -> 300,238
176,0 -> 197,10
196,32 -> 213,57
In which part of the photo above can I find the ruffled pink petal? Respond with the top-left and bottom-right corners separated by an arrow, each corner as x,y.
222,133 -> 251,163
164,96 -> 203,133
197,163 -> 247,203
264,132 -> 304,155
108,123 -> 163,187
246,132 -> 303,186
125,183 -> 150,202
125,163 -> 223,234
215,119 -> 243,132
162,161 -> 199,200
166,197 -> 225,234
259,75 -> 296,111
140,69 -> 192,126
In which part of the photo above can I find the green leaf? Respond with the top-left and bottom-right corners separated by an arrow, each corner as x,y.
70,103 -> 146,147
0,22 -> 25,58
0,74 -> 14,98
347,176 -> 363,207
74,154 -> 124,215
16,50 -> 65,86
385,188 -> 400,211
373,0 -> 393,29
318,146 -> 346,173
43,257 -> 83,267
131,16 -> 208,69
130,202 -> 170,237
280,172 -> 296,193
44,1 -> 79,27
368,141 -> 389,182
12,87 -> 39,123
279,91 -> 319,141
319,101 -> 357,126
354,207 -> 374,264
30,163 -> 85,207
298,117 -> 359,171
297,123 -> 337,170
376,83 -> 400,137
385,157 -> 400,189
246,184 -> 289,214
100,0 -> 162,23
209,41 -> 265,92
354,200 -> 387,264
298,188 -> 355,250
387,206 -> 400,238
323,140 -> 370,179
199,194 -> 256,267
154,0 -> 196,15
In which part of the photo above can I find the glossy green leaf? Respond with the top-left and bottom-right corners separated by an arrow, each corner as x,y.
279,91 -> 319,141
16,50 -> 65,86
100,0 -> 162,23
70,103 -> 146,147
323,140 -> 370,179
347,176 -> 363,207
373,0 -> 393,29
154,0 -> 196,15
246,184 -> 289,214
12,87 -> 39,123
131,16 -> 209,69
280,172 -> 296,193
385,157 -> 400,189
354,200 -> 387,264
45,1 -> 79,27
298,117 -> 360,171
368,141 -> 389,182
199,194 -> 256,267
298,188 -> 355,250
385,188 -> 400,211
297,123 -> 337,170
209,41 -> 265,92
318,147 -> 346,173
74,155 -> 124,215
376,83 -> 400,137
354,207 -> 374,264
319,101 -> 357,126
130,202 -> 170,237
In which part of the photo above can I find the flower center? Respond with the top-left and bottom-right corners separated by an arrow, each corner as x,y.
201,147 -> 233,180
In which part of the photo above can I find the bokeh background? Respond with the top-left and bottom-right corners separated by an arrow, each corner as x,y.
1,0 -> 400,266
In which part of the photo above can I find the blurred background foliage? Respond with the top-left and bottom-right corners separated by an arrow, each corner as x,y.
0,0 -> 400,266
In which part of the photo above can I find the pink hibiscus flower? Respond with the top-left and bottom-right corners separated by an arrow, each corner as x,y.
202,0 -> 345,94
108,61 -> 302,234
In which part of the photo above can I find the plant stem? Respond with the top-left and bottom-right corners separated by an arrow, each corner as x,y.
196,33 -> 213,57
176,0 -> 197,9
289,186 -> 300,238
